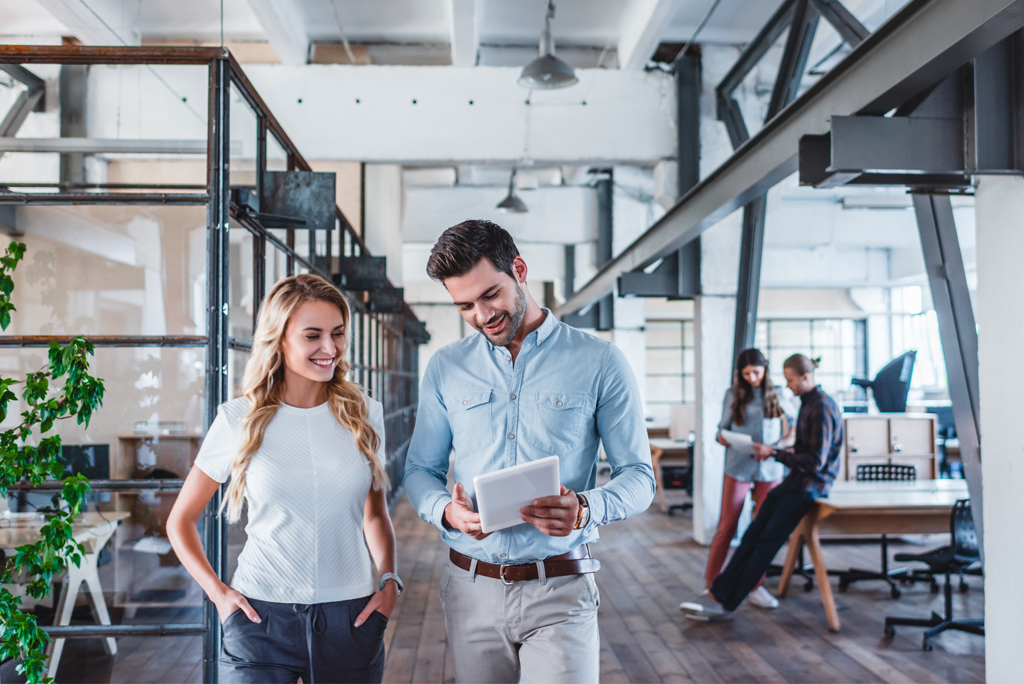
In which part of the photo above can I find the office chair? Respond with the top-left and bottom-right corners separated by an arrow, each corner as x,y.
884,499 -> 984,651
837,464 -> 917,598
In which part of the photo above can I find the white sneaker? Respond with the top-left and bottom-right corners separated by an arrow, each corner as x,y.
748,586 -> 779,610
680,595 -> 733,621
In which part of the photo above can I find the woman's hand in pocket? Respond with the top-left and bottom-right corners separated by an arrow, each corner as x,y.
355,581 -> 398,627
214,586 -> 261,624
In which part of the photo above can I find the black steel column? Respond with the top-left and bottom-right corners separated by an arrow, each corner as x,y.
730,0 -> 820,365
254,115 -> 267,327
596,174 -> 614,330
58,65 -> 87,185
204,56 -> 232,683
913,193 -> 984,560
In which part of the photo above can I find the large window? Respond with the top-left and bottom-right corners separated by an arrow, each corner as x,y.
755,318 -> 867,398
645,321 -> 696,418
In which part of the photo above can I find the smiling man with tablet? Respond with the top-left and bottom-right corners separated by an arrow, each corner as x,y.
405,220 -> 655,684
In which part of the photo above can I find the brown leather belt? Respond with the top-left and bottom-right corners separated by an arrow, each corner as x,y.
449,546 -> 601,584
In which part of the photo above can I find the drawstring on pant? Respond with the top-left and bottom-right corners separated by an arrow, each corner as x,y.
294,603 -> 326,683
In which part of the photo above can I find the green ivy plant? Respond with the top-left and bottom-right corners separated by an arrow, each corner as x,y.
0,241 -> 105,683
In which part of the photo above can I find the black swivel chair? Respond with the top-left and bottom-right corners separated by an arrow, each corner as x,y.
884,499 -> 984,651
838,463 -> 917,598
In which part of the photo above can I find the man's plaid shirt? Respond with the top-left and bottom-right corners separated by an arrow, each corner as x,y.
772,385 -> 844,497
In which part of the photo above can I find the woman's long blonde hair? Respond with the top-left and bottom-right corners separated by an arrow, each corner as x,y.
221,274 -> 389,523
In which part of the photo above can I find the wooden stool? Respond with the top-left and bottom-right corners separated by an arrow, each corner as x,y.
776,503 -> 841,632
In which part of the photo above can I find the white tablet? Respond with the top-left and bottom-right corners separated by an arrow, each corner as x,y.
473,456 -> 560,534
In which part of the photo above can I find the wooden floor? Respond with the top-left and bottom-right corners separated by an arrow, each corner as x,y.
379,498 -> 984,684
54,497 -> 985,683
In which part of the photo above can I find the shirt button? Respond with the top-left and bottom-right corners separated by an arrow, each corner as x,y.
556,401 -> 563,407
505,356 -> 511,362
462,400 -> 468,405
510,394 -> 516,400
500,553 -> 506,558
508,433 -> 515,440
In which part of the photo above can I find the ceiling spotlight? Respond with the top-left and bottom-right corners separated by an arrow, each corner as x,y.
497,170 -> 528,213
518,0 -> 578,90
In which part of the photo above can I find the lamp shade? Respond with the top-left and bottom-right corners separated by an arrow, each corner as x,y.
519,54 -> 578,89
518,1 -> 577,90
497,171 -> 528,213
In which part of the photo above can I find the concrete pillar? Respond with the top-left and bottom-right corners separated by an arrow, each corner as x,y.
693,208 -> 742,544
975,175 -> 1024,682
363,164 -> 404,286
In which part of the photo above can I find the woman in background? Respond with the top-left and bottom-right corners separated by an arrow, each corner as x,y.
168,274 -> 401,684
706,348 -> 795,609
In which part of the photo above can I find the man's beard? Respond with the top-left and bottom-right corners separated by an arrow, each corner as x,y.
478,282 -> 527,347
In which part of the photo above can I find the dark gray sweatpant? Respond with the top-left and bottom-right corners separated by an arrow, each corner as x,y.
219,595 -> 386,684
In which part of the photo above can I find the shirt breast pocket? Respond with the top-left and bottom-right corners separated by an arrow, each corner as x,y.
522,392 -> 588,455
446,390 -> 495,455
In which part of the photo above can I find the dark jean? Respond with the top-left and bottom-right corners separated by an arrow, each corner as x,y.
219,594 -> 386,684
710,486 -> 816,612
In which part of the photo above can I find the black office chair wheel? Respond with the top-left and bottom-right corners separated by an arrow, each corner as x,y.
930,580 -> 940,594
803,579 -> 813,592
923,637 -> 934,651
884,624 -> 895,637
890,585 -> 901,599
959,580 -> 969,593
838,579 -> 849,593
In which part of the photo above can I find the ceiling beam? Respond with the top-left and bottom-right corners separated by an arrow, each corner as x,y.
555,0 -> 1024,316
246,0 -> 310,66
34,0 -> 140,46
618,0 -> 678,70
448,0 -> 479,67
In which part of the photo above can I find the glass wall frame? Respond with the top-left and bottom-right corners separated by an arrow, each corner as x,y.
0,45 -> 424,683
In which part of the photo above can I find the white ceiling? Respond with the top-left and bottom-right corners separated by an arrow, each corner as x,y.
0,0 -> 786,53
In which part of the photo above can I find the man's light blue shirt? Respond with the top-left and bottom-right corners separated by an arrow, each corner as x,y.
405,309 -> 656,564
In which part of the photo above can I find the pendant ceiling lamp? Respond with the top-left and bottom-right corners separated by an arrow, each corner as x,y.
497,169 -> 528,213
518,0 -> 578,90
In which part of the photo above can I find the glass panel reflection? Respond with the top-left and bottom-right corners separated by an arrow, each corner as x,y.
6,205 -> 207,336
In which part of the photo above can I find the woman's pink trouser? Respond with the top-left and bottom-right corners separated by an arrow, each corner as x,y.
704,475 -> 781,588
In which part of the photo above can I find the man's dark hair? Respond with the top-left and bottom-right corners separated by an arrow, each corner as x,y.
426,219 -> 520,282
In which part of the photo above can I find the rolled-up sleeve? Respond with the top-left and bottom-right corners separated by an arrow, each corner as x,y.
718,389 -> 734,433
404,355 -> 458,534
581,344 -> 656,528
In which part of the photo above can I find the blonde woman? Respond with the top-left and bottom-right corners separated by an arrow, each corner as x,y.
168,274 -> 400,684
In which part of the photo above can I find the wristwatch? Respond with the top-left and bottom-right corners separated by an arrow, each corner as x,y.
379,572 -> 404,595
573,493 -> 591,530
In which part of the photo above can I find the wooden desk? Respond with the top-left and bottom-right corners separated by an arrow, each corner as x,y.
648,438 -> 691,514
777,479 -> 968,632
1,511 -> 131,677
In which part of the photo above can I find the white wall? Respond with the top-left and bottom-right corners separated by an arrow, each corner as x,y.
975,175 -> 1024,684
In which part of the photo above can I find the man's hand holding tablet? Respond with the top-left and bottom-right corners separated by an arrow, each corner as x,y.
520,485 -> 579,537
442,483 -> 492,540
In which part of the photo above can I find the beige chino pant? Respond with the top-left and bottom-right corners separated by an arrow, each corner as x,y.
439,559 -> 600,683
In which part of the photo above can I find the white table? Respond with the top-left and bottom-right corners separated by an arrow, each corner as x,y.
0,511 -> 130,678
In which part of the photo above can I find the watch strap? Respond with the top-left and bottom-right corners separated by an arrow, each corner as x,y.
379,572 -> 403,595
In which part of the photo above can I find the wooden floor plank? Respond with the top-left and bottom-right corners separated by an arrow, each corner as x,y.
57,498 -> 985,684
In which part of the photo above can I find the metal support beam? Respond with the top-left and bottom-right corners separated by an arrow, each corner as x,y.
555,0 -> 1024,318
733,1 -> 819,365
0,66 -> 45,154
732,196 -> 767,357
204,56 -> 232,684
246,0 -> 310,66
972,30 -> 1024,173
58,65 -> 87,186
808,0 -> 869,46
913,193 -> 983,561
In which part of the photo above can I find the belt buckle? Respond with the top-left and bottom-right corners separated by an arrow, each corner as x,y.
499,564 -> 517,586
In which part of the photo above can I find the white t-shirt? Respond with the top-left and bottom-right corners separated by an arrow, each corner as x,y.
194,396 -> 385,604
